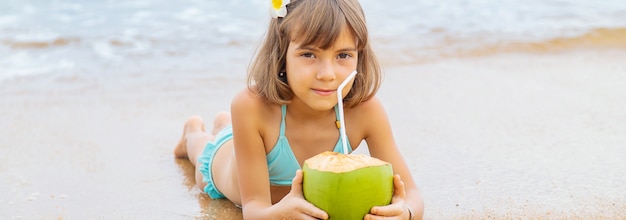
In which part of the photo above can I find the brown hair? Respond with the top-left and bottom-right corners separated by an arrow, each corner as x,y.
247,0 -> 382,108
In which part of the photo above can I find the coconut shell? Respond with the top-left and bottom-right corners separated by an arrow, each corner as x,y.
303,151 -> 393,219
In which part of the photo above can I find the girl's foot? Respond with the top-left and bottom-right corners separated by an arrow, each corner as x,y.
211,111 -> 232,135
174,116 -> 206,158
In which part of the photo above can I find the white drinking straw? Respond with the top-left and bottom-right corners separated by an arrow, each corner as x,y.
337,70 -> 358,154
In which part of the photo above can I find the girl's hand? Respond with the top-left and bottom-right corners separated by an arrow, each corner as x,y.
364,174 -> 411,220
273,170 -> 329,220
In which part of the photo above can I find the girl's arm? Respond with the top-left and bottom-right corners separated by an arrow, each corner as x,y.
231,89 -> 328,220
231,89 -> 274,219
357,97 -> 425,220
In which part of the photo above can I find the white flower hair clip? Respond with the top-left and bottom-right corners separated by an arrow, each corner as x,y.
270,0 -> 290,18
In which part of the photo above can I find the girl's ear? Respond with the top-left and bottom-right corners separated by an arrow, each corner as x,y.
279,71 -> 288,83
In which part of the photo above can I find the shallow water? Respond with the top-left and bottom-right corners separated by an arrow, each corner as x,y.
1,0 -> 626,80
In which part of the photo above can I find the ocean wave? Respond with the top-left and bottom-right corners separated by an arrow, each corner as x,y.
469,28 -> 626,54
377,28 -> 626,65
2,37 -> 79,49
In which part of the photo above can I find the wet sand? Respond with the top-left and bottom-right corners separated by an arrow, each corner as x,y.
1,48 -> 625,219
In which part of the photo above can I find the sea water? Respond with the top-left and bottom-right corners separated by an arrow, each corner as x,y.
1,0 -> 625,81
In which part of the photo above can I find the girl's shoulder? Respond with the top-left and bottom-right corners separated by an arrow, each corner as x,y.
349,96 -> 385,116
232,87 -> 271,112
231,87 -> 281,121
232,87 -> 262,107
348,96 -> 390,130
231,87 -> 283,145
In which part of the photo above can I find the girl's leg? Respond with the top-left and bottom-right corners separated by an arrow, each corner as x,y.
174,116 -> 214,191
174,115 -> 213,166
207,112 -> 242,205
210,111 -> 231,137
174,112 -> 239,202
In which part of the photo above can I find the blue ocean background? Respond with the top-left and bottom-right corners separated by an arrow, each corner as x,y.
1,0 -> 625,81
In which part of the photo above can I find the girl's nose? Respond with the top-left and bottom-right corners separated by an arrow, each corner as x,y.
316,61 -> 336,81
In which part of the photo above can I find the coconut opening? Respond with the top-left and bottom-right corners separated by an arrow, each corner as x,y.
304,151 -> 389,173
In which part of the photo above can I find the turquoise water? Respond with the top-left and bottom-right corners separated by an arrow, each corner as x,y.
1,0 -> 625,80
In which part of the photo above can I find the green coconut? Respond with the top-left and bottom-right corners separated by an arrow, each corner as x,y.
303,151 -> 393,220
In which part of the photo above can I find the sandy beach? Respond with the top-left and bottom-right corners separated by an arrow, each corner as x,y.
1,47 -> 625,219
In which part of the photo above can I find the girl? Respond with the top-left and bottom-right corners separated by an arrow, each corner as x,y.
174,0 -> 424,219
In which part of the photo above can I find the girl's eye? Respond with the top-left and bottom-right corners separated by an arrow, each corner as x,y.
337,53 -> 352,59
301,52 -> 315,58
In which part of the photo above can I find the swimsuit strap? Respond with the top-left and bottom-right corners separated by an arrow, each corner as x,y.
333,105 -> 347,150
280,104 -> 287,136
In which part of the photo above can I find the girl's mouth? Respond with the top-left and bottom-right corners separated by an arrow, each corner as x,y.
312,88 -> 335,96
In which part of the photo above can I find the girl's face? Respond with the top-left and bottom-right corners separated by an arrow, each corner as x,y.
285,26 -> 358,111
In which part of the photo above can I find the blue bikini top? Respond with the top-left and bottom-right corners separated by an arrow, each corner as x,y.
265,104 -> 353,186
